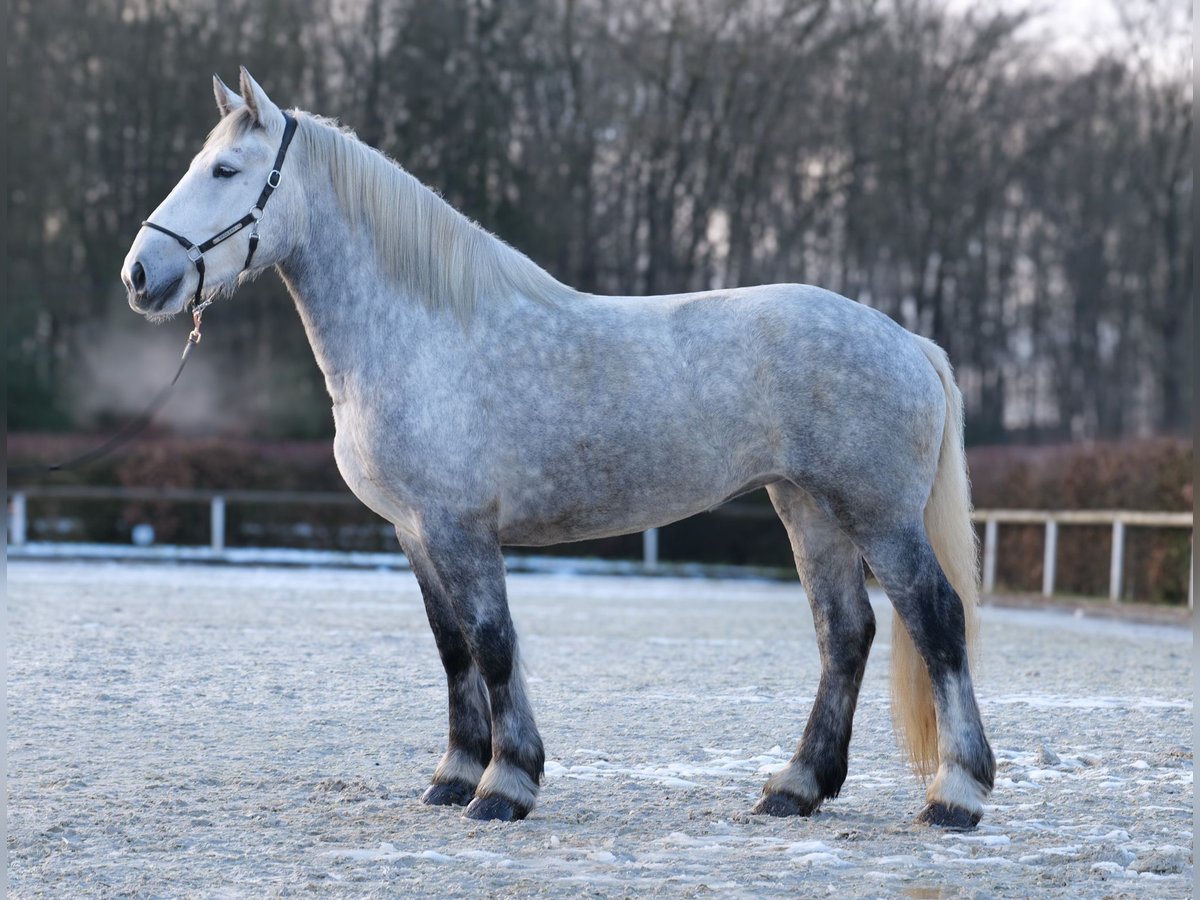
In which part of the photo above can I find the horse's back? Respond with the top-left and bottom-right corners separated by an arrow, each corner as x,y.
623,282 -> 947,454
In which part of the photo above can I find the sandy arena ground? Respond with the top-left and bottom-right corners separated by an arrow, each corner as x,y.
7,561 -> 1194,897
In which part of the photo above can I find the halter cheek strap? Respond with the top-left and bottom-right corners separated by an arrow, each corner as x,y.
141,112 -> 298,337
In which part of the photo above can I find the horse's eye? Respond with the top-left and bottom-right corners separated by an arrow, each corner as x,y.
212,164 -> 238,179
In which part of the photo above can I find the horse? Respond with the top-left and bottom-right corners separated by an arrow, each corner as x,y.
121,68 -> 995,827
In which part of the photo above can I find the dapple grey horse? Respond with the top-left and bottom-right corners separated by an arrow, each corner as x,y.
122,69 -> 994,827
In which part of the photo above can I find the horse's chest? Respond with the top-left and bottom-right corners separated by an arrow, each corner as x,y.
330,410 -> 422,532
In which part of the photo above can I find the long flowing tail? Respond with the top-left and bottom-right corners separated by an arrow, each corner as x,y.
891,336 -> 981,778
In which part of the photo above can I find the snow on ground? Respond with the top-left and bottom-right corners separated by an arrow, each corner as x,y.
7,561 -> 1193,897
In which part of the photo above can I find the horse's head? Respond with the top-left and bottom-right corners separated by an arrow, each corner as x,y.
122,68 -> 301,321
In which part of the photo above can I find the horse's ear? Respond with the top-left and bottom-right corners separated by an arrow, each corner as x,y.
238,66 -> 284,132
213,74 -> 244,119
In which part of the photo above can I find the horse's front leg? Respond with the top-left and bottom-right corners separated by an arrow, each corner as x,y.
401,535 -> 492,807
415,514 -> 545,821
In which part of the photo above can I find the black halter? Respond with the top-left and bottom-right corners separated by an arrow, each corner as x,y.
141,112 -> 298,317
8,113 -> 300,479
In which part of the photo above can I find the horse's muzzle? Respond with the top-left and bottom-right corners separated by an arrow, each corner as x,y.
124,259 -> 183,316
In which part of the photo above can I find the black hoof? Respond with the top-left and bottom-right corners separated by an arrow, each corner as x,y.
463,794 -> 529,821
421,779 -> 476,807
751,790 -> 818,817
915,801 -> 981,830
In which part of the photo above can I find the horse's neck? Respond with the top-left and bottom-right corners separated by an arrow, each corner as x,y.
275,192 -> 451,393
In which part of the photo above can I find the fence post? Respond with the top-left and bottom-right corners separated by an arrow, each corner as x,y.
10,492 -> 27,546
211,495 -> 226,554
643,527 -> 659,569
1041,519 -> 1057,596
1109,519 -> 1125,603
982,518 -> 998,593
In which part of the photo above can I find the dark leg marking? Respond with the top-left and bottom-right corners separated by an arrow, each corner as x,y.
754,484 -> 876,817
860,522 -> 995,827
419,515 -> 545,821
402,535 -> 492,807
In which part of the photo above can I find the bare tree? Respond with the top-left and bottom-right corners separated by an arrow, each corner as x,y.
6,0 -> 1192,442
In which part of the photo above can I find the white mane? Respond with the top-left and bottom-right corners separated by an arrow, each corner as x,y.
209,107 -> 575,318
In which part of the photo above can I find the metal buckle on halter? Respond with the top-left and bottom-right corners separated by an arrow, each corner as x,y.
266,169 -> 282,188
186,245 -> 203,262
249,207 -> 264,222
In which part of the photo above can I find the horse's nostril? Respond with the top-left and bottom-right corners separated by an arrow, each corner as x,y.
131,261 -> 146,292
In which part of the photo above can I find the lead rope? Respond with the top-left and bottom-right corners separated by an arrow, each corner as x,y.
7,307 -> 209,477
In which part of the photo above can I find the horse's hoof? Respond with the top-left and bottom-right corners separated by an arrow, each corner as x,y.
422,779 -> 476,807
915,801 -> 981,830
463,794 -> 528,821
751,790 -> 817,817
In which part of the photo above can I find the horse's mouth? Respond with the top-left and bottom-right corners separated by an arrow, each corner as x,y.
151,274 -> 185,312
130,274 -> 186,321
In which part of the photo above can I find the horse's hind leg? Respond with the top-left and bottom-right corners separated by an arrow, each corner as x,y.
753,483 -> 876,816
401,535 -> 492,807
413,514 -> 545,821
860,522 -> 994,828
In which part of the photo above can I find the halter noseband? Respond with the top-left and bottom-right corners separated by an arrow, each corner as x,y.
141,112 -> 298,331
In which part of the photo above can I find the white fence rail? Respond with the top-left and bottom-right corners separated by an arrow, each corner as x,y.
972,509 -> 1193,607
6,487 -> 1192,605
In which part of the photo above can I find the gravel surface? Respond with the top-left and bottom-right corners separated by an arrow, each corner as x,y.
8,561 -> 1193,897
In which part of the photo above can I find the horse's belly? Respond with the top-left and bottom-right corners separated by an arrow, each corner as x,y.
495,455 -> 777,546
498,497 -> 766,546
497,499 -> 714,546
